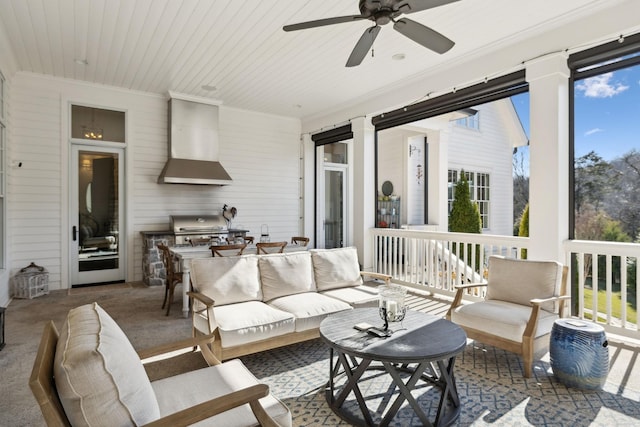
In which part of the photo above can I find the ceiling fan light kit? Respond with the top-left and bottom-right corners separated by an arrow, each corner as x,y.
283,0 -> 460,67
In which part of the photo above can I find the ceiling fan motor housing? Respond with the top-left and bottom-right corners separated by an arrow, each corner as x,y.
360,0 -> 403,25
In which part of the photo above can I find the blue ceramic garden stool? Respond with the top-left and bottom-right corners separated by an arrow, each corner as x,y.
549,318 -> 609,390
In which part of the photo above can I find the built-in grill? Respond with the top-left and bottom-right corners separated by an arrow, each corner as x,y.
170,215 -> 247,246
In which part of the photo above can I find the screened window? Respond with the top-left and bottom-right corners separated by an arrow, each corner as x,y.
570,33 -> 640,242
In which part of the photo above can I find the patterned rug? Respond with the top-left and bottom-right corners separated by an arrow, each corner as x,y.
240,338 -> 640,427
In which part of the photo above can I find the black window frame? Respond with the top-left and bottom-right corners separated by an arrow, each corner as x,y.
568,32 -> 640,240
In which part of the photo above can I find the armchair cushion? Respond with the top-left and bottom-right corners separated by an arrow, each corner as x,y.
451,299 -> 559,343
259,251 -> 316,301
152,359 -> 292,427
54,303 -> 160,426
485,256 -> 563,312
310,247 -> 363,291
191,255 -> 262,305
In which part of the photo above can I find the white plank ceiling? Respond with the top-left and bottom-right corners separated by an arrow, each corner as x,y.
0,0 -> 636,121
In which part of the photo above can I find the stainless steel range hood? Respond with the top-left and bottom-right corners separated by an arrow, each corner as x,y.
158,94 -> 232,185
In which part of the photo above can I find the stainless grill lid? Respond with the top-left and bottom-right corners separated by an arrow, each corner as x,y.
170,215 -> 228,234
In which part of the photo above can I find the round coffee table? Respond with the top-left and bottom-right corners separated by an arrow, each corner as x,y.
320,308 -> 467,427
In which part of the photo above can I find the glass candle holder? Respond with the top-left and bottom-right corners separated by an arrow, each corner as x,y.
378,285 -> 407,331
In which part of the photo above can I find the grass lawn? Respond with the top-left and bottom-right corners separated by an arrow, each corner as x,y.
583,288 -> 638,323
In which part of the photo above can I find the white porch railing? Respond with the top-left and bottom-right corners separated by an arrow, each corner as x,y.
563,240 -> 640,339
370,229 -> 640,339
371,228 -> 529,297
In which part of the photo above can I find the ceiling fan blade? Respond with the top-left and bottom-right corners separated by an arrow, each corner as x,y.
346,26 -> 382,67
393,18 -> 454,54
395,0 -> 462,14
283,15 -> 365,32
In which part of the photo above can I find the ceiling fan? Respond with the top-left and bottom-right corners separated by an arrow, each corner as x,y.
283,0 -> 461,67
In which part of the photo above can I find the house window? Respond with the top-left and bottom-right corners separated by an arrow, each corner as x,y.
448,169 -> 490,229
454,112 -> 479,130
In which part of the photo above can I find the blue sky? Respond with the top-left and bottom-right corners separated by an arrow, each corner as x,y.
510,62 -> 640,163
574,64 -> 640,161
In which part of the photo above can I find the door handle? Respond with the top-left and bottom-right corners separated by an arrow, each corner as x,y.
72,226 -> 77,241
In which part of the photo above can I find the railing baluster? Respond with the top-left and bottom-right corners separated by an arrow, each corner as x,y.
621,255 -> 627,330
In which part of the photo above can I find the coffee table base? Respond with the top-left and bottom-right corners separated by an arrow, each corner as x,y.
325,348 -> 461,427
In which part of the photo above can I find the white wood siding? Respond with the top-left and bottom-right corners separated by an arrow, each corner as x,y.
8,73 -> 301,291
447,100 -> 515,236
0,30 -> 18,306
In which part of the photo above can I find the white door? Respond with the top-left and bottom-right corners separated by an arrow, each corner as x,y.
316,142 -> 348,248
70,145 -> 124,286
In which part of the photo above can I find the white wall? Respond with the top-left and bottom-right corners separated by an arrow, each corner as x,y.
0,21 -> 19,306
5,73 -> 301,293
447,101 -> 515,236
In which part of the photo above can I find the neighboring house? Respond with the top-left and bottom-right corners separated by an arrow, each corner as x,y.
378,99 -> 527,236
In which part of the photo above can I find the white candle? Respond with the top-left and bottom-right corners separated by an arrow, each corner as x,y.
386,300 -> 397,318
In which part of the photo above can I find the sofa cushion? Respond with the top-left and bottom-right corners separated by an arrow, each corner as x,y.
54,303 -> 160,426
259,251 -> 315,301
485,256 -> 563,312
268,292 -> 352,332
191,255 -> 262,305
310,247 -> 363,291
212,301 -> 296,348
451,299 -> 558,342
320,285 -> 379,308
152,359 -> 292,427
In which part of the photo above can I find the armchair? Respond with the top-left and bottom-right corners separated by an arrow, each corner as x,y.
29,303 -> 291,426
446,256 -> 569,377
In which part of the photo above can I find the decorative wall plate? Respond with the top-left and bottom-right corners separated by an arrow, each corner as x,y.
382,181 -> 394,196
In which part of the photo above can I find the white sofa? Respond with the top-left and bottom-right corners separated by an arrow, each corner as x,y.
189,247 -> 390,361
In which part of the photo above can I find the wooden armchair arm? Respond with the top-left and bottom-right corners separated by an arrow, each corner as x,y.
360,271 -> 391,284
143,383 -> 281,427
453,282 -> 488,290
530,294 -> 570,305
523,294 -> 571,349
446,282 -> 488,320
137,334 -> 215,361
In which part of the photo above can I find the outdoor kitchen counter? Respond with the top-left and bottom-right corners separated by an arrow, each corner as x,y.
169,244 -> 309,318
140,231 -> 176,287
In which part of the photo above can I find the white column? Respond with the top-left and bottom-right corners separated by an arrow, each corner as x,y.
301,133 -> 315,245
426,127 -> 450,231
351,117 -> 376,270
526,52 -> 570,262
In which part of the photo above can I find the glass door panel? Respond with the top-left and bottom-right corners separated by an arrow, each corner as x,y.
324,168 -> 346,248
71,146 -> 124,285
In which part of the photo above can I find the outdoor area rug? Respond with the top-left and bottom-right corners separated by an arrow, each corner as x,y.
3,284 -> 639,427
240,338 -> 640,427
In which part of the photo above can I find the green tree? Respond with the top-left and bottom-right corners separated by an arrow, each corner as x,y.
449,171 -> 482,271
449,171 -> 481,233
518,203 -> 529,259
574,151 -> 615,213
